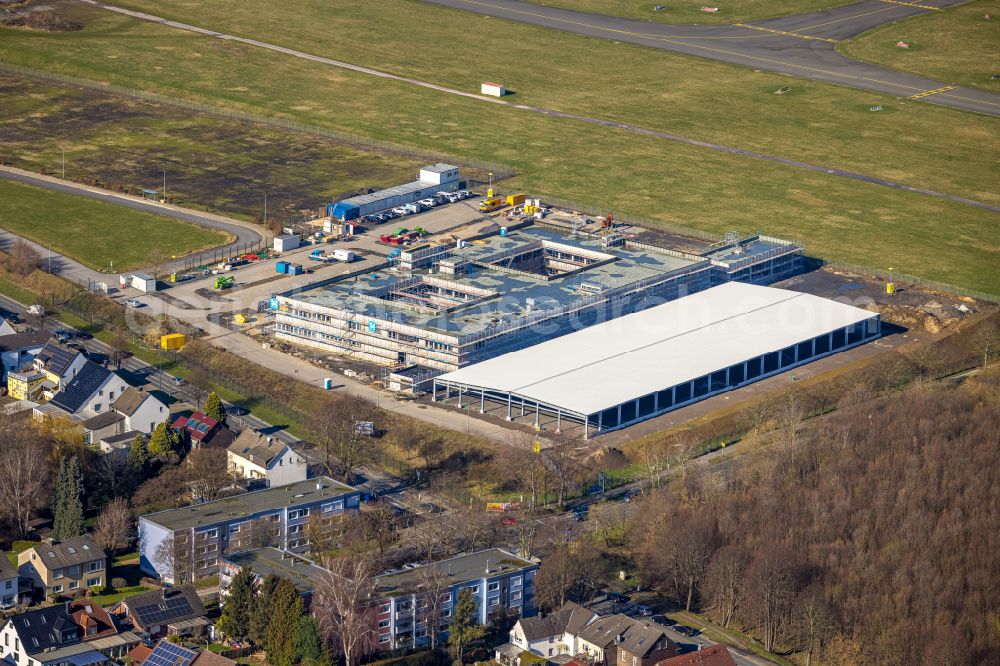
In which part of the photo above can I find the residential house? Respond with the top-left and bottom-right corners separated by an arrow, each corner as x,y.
173,412 -> 234,450
111,387 -> 168,435
133,640 -> 236,666
654,646 -> 737,666
138,477 -> 361,583
0,557 -> 19,609
97,431 -> 144,460
0,602 -> 120,666
111,586 -> 207,639
1,330 -> 51,387
33,344 -> 87,388
219,547 -> 327,608
227,430 -> 308,488
372,548 -> 538,653
17,536 -> 107,599
499,610 -> 677,666
33,361 -> 128,420
576,615 -> 677,666
81,411 -> 128,446
502,601 -> 597,661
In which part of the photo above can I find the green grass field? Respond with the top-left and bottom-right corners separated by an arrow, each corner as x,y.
0,179 -> 231,271
104,0 -> 999,207
1,2 -> 998,294
532,0 -> 854,23
0,75 -> 425,220
841,0 -> 1000,93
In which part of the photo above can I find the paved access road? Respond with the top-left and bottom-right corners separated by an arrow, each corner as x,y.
421,0 -> 1000,116
0,166 -> 265,276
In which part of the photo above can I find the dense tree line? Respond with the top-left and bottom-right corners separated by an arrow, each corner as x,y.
629,368 -> 1000,664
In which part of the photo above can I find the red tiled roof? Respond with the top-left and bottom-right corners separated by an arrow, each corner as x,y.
128,644 -> 153,665
173,411 -> 219,441
655,645 -> 737,666
70,599 -> 118,640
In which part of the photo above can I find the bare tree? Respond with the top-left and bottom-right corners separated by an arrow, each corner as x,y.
968,321 -> 1000,368
740,395 -> 774,446
310,395 -> 378,482
93,498 -> 134,554
146,248 -> 169,282
153,535 -> 191,584
703,544 -> 748,628
743,547 -> 797,653
0,428 -> 50,537
416,563 -> 449,649
543,445 -> 581,507
513,518 -> 538,559
187,368 -> 211,410
794,585 -> 835,666
9,239 -> 42,275
186,447 -> 242,500
246,516 -> 281,549
314,555 -> 378,666
587,501 -> 628,547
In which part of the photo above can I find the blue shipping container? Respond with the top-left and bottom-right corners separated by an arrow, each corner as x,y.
275,261 -> 289,274
289,264 -> 304,276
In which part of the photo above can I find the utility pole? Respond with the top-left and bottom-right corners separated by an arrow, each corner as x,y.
61,148 -> 65,179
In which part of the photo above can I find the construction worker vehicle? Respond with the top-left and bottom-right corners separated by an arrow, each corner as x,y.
479,197 -> 505,213
214,276 -> 235,290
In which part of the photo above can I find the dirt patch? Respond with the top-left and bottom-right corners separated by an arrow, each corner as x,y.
0,0 -> 81,31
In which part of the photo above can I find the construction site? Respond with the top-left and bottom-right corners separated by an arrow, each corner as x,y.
271,197 -> 805,390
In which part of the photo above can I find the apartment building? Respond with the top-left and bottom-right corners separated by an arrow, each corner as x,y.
17,536 -> 107,599
372,549 -> 537,653
138,478 -> 360,583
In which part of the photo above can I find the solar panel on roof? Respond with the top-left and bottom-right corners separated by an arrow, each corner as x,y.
144,641 -> 197,666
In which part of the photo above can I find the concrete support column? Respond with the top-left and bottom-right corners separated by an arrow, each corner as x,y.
506,394 -> 512,421
555,410 -> 561,434
480,393 -> 485,414
458,387 -> 463,409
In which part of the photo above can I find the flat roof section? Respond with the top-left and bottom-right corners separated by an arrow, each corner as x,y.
374,548 -> 535,597
141,477 -> 356,531
288,226 -> 702,338
222,548 -> 328,595
435,282 -> 877,416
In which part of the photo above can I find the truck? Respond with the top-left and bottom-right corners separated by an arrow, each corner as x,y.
479,197 -> 504,213
506,193 -> 526,207
214,276 -> 235,289
332,249 -> 356,263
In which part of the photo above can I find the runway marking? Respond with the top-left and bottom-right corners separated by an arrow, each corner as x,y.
879,0 -> 942,11
735,23 -> 839,43
909,85 -> 956,99
797,5 -> 899,30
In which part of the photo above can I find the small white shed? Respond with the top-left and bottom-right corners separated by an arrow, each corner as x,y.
131,273 -> 157,293
481,82 -> 506,97
274,234 -> 300,252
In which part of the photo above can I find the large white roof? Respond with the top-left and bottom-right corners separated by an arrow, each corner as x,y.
436,282 -> 876,416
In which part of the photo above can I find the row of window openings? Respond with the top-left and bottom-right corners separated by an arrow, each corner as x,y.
597,324 -> 875,428
52,562 -> 103,579
50,577 -> 102,594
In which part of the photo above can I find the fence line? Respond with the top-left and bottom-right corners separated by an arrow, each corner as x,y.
0,62 -> 516,180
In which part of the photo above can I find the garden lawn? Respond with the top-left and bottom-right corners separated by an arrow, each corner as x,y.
0,179 -> 231,271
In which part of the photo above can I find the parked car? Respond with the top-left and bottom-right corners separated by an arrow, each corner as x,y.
125,299 -> 144,308
673,626 -> 699,637
53,329 -> 72,342
652,615 -> 675,627
608,592 -> 630,604
458,190 -> 473,199
418,198 -> 437,208
391,207 -> 408,216
636,605 -> 653,616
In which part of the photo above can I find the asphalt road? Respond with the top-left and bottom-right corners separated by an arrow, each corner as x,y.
0,167 -> 264,274
421,0 -> 1000,116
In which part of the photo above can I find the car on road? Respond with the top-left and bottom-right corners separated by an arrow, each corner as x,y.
651,615 -> 675,627
225,404 -> 249,416
608,592 -> 630,604
673,625 -> 699,637
53,329 -> 72,342
171,376 -> 187,386
636,605 -> 653,616
125,299 -> 144,308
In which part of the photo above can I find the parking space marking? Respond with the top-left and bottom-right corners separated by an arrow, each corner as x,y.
735,23 -> 839,43
909,85 -> 956,99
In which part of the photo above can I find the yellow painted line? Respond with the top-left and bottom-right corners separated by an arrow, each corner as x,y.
735,23 -> 839,43
909,85 -> 956,99
880,0 -> 942,11
798,5 -> 899,30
